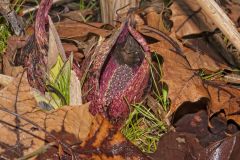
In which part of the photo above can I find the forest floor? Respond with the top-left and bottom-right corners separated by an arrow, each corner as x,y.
0,0 -> 240,159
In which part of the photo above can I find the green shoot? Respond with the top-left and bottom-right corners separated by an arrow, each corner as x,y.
79,0 -> 98,21
198,69 -> 225,80
13,0 -> 27,14
147,52 -> 170,111
47,54 -> 72,108
0,18 -> 11,54
79,0 -> 85,10
121,103 -> 166,153
122,52 -> 170,153
79,0 -> 97,10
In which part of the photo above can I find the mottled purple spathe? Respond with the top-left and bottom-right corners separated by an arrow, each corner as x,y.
82,21 -> 151,120
24,0 -> 53,93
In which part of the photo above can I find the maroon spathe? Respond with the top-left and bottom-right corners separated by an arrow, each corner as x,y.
83,21 -> 151,120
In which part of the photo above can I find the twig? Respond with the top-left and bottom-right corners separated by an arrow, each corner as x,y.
17,142 -> 56,160
21,0 -> 74,16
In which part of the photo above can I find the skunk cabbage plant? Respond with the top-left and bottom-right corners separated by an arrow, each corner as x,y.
82,20 -> 151,120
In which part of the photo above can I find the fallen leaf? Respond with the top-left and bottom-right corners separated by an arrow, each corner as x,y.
219,1 -> 240,27
150,108 -> 240,160
56,20 -> 112,41
56,115 -> 149,160
150,132 -> 203,160
0,74 -> 13,86
0,72 -> 149,159
204,81 -> 240,124
61,9 -> 93,22
170,0 -> 216,38
174,107 -> 232,147
182,38 -> 229,71
149,41 -> 209,116
198,132 -> 240,160
70,70 -> 82,105
3,36 -> 25,77
47,16 -> 67,71
62,43 -> 78,53
0,72 -> 93,159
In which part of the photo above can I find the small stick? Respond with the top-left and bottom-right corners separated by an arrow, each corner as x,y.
17,142 -> 56,160
196,0 -> 240,66
21,0 -> 74,16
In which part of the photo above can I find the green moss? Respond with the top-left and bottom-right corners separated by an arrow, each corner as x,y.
0,19 -> 11,54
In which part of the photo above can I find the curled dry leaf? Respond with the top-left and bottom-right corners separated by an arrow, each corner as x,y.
56,20 -> 112,41
197,132 -> 240,159
182,38 -> 229,71
149,36 -> 240,126
140,0 -> 172,34
61,9 -> 93,22
204,81 -> 240,124
149,41 -> 209,116
170,0 -> 216,38
70,70 -> 82,105
0,72 -> 93,159
169,0 -> 240,67
150,132 -> 203,160
47,16 -> 67,71
0,72 -> 148,159
217,0 -> 240,27
151,108 -> 240,160
3,36 -> 25,77
40,114 -> 150,159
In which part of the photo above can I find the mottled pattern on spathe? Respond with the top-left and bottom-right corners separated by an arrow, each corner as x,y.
105,64 -> 134,104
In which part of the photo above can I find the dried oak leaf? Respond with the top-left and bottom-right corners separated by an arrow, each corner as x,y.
0,72 -> 149,159
204,81 -> 240,124
41,114 -> 150,160
182,38 -> 229,71
3,36 -> 25,77
0,72 -> 93,159
56,20 -> 112,41
61,9 -> 93,22
217,0 -> 240,27
197,131 -> 240,160
170,0 -> 216,38
150,132 -> 203,160
150,108 -> 240,160
138,25 -> 228,71
150,39 -> 240,125
149,41 -> 209,116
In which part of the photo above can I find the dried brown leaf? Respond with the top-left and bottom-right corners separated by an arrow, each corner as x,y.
0,72 -> 148,159
3,36 -> 26,77
151,109 -> 240,160
0,72 -> 93,159
70,70 -> 82,105
198,132 -> 240,159
204,81 -> 240,124
219,1 -> 240,27
62,43 -> 78,53
47,16 -> 67,70
170,0 -> 216,38
56,20 -> 112,41
182,38 -> 229,71
61,9 -> 93,22
149,41 -> 209,116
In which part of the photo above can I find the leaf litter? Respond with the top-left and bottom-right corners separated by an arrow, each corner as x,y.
0,0 -> 240,159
